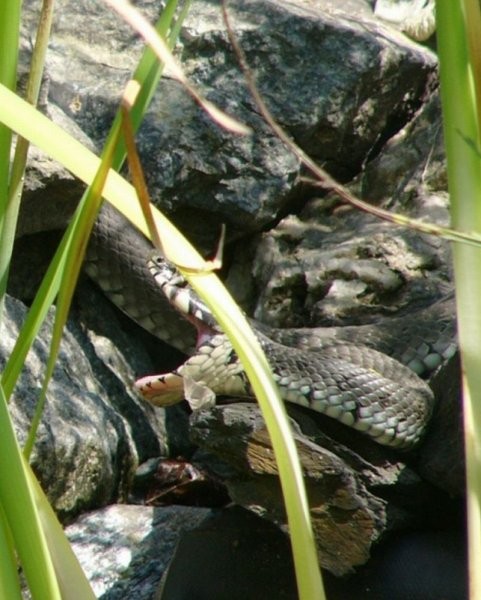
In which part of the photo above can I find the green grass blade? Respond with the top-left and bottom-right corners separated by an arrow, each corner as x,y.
184,267 -> 326,600
0,233 -> 69,398
437,1 -> 481,598
24,121 -> 122,457
28,464 -> 96,599
3,0 -> 56,309
0,506 -> 22,600
107,0 -> 184,170
0,0 -> 20,190
0,0 -> 22,320
0,383 -> 61,599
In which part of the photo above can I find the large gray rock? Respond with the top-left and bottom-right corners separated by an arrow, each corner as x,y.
22,0 -> 437,245
2,291 -> 188,520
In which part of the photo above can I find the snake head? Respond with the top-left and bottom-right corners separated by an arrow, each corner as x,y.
148,255 -> 221,343
136,257 -> 230,408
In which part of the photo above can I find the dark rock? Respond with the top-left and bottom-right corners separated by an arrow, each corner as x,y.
157,506 -> 297,600
354,90 -> 446,211
22,0 -> 437,245
158,505 -> 466,600
189,402 -> 452,575
418,353 -> 465,496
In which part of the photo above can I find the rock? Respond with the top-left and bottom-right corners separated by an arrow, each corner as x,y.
245,91 -> 450,328
12,0 -> 461,588
2,291 -> 189,521
22,0 -> 437,245
354,90 -> 446,212
418,353 -> 465,496
65,504 -> 211,599
249,213 -> 451,328
157,505 -> 297,600
158,507 -> 466,600
189,403 -> 454,575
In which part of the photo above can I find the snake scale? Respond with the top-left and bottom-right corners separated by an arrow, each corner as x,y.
85,205 -> 457,451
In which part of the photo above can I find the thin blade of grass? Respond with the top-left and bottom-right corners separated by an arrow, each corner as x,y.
0,383 -> 61,599
23,120 -> 122,458
0,506 -> 22,600
181,264 -> 326,600
437,1 -> 481,599
108,0 -> 186,169
1,0 -> 56,311
27,461 -> 96,599
0,0 -> 22,322
0,231 -> 69,398
464,0 -> 481,126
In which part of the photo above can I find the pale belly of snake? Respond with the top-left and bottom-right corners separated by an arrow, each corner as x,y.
85,206 -> 457,451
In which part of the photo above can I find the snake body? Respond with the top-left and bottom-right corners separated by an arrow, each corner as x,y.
83,206 -> 457,450
134,256 -> 437,450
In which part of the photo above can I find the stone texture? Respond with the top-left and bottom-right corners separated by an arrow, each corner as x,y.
157,507 -> 466,600
189,403 -> 451,575
2,291 -> 189,521
21,0 -> 437,246
66,504 -> 211,599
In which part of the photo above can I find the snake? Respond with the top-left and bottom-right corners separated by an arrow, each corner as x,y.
84,205 -> 456,451
132,256 -> 443,450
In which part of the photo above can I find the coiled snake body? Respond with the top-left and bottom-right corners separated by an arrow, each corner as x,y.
134,257 -> 438,450
85,206 -> 456,452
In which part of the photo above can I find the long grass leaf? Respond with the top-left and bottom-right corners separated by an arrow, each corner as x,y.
3,0 -> 56,309
23,126 -> 121,457
28,462 -> 96,599
0,383 -> 61,599
0,0 -> 22,321
437,1 -> 481,598
0,506 -> 22,600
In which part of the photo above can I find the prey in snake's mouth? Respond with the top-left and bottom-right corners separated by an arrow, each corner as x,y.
135,256 -> 436,449
134,256 -> 248,409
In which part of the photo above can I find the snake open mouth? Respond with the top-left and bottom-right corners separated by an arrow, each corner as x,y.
134,257 -> 221,406
150,255 -> 221,345
181,301 -> 219,350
